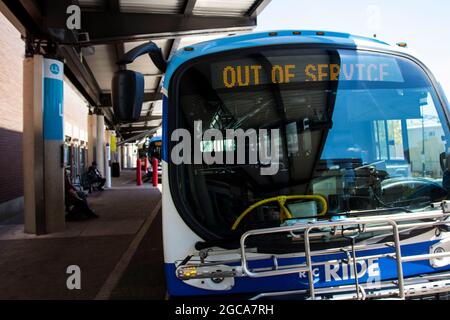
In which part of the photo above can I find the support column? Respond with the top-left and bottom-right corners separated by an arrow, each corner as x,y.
43,57 -> 65,233
121,144 -> 125,169
127,144 -> 133,168
105,130 -> 112,188
118,140 -> 123,170
125,144 -> 130,169
121,144 -> 126,169
96,111 -> 105,176
87,111 -> 97,166
23,55 -> 44,234
23,54 -> 65,234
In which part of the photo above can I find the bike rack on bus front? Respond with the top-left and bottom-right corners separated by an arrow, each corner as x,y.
176,204 -> 450,300
240,217 -> 406,299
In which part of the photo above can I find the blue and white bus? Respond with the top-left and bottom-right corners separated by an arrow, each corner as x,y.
116,30 -> 450,299
147,135 -> 162,178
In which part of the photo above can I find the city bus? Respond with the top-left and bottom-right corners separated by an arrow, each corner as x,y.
148,135 -> 162,161
147,135 -> 162,178
116,30 -> 450,299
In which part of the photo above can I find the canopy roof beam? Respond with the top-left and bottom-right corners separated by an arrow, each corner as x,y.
77,12 -> 257,45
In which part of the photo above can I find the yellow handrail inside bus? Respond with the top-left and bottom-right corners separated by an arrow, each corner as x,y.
231,195 -> 328,231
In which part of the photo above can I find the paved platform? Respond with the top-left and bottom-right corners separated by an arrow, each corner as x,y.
110,211 -> 166,300
0,170 -> 165,299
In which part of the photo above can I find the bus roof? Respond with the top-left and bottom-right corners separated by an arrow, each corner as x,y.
149,135 -> 162,144
163,30 -> 411,92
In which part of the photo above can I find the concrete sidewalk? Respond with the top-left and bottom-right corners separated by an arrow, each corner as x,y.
0,170 -> 165,299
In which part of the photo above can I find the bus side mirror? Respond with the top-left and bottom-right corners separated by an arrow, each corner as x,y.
111,70 -> 144,122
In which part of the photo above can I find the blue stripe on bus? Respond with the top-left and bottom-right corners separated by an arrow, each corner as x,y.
162,95 -> 169,162
164,240 -> 447,296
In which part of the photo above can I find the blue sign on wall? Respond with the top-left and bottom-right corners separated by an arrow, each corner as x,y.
43,58 -> 64,141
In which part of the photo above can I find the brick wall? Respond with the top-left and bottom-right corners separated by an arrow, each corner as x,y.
0,12 -> 24,203
64,80 -> 89,143
0,12 -> 89,204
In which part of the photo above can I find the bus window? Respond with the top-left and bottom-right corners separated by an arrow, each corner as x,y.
373,119 -> 405,161
407,92 -> 446,178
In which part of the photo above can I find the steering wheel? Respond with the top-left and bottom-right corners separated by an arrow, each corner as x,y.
231,195 -> 328,230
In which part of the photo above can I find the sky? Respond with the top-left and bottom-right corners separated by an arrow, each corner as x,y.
256,0 -> 450,96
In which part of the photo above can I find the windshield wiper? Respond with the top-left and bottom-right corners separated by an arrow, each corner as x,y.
375,192 -> 432,210
345,206 -> 413,217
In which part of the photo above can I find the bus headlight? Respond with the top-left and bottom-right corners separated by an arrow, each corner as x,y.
176,264 -> 240,280
177,266 -> 198,279
176,264 -> 238,291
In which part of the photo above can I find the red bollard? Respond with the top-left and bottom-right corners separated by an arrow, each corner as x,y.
136,159 -> 142,186
152,157 -> 158,187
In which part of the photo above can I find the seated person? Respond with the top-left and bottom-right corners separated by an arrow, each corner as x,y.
65,171 -> 99,221
87,161 -> 106,191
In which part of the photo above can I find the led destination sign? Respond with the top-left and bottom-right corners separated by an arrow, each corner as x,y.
212,53 -> 404,89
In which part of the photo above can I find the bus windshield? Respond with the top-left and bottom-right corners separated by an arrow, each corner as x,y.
170,47 -> 450,240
